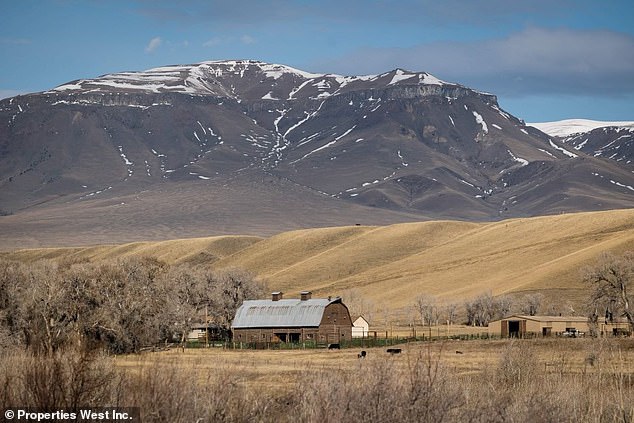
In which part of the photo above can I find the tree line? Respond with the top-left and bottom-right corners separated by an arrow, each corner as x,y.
0,257 -> 264,354
412,251 -> 634,332
411,291 -> 552,328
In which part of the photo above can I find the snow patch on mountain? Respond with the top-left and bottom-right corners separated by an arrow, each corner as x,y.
529,119 -> 634,138
472,111 -> 488,134
507,149 -> 529,166
549,140 -> 578,158
262,91 -> 279,100
291,125 -> 357,164
389,69 -> 417,85
419,73 -> 445,85
49,60 -> 457,103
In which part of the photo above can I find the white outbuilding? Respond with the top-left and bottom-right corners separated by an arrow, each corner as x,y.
352,316 -> 370,338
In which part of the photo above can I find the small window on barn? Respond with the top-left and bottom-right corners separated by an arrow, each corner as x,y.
306,334 -> 313,339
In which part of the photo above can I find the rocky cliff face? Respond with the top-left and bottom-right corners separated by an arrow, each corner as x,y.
1,60 -> 633,246
561,127 -> 634,170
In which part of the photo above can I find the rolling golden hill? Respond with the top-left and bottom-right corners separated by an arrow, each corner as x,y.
2,209 -> 633,314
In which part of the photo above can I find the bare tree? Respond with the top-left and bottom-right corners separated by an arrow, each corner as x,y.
495,295 -> 514,319
19,262 -> 77,354
158,266 -> 206,349
2,258 -> 175,354
520,293 -> 544,316
442,303 -> 459,326
341,288 -> 374,321
584,251 -> 634,332
464,292 -> 496,326
208,268 -> 265,330
415,295 -> 437,327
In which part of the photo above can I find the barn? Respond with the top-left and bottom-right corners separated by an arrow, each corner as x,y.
231,291 -> 353,344
488,315 -> 590,338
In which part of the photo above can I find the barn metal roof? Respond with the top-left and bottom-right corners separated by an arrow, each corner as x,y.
231,298 -> 341,329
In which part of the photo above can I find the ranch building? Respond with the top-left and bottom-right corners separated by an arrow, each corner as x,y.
352,316 -> 370,338
231,291 -> 353,344
488,315 -> 590,338
186,323 -> 230,343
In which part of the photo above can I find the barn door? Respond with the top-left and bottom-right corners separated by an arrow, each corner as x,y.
327,327 -> 340,343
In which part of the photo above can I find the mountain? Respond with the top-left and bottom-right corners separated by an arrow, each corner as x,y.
530,119 -> 634,171
1,60 -> 633,248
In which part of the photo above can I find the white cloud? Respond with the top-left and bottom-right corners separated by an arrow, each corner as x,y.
203,35 -> 255,47
145,37 -> 162,53
240,34 -> 255,45
203,37 -> 223,47
318,27 -> 634,98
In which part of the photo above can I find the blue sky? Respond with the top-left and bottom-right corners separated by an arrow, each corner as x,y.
1,0 -> 633,122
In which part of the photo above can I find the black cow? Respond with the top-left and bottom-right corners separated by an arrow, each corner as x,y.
386,348 -> 402,355
328,343 -> 340,350
357,350 -> 367,359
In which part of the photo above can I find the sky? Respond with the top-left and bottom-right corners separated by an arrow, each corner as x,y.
1,0 -> 633,122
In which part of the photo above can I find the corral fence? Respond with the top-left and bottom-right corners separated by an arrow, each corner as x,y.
179,331 -> 497,350
144,329 -> 609,351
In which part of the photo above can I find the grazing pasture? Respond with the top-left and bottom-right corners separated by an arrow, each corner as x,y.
103,337 -> 634,422
115,338 -> 634,386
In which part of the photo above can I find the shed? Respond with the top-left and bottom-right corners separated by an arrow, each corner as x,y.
231,291 -> 353,343
488,315 -> 589,338
186,323 -> 229,342
352,316 -> 370,338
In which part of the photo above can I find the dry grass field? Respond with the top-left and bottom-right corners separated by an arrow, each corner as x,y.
3,208 -> 633,316
114,337 -> 634,388
3,336 -> 633,422
107,337 -> 634,421
112,339 -> 510,389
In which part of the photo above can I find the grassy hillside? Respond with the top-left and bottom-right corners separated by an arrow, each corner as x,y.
0,235 -> 263,266
3,209 -> 633,313
213,209 -> 634,310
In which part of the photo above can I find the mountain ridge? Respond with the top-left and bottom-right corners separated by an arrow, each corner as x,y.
529,119 -> 634,171
529,119 -> 634,138
1,60 -> 633,248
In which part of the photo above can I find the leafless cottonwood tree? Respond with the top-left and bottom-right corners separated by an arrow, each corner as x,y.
520,293 -> 544,316
496,294 -> 513,318
584,251 -> 634,332
415,294 -> 438,327
0,258 -> 263,354
438,302 -> 459,326
160,267 -> 203,346
208,267 -> 265,329
341,288 -> 374,322
464,292 -> 497,326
